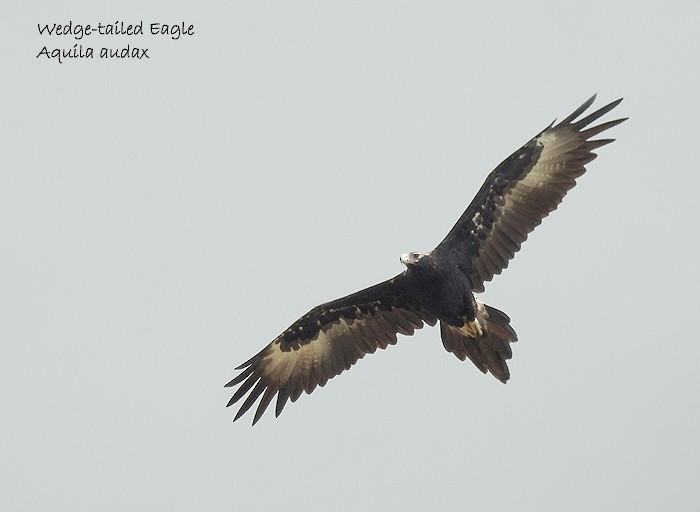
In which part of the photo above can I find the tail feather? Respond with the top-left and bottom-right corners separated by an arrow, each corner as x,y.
440,302 -> 518,383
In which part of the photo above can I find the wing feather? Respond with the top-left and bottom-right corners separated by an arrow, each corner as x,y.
226,96 -> 625,425
436,95 -> 626,292
275,390 -> 290,417
225,274 -> 429,424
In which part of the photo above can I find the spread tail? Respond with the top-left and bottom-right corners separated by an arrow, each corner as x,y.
440,302 -> 518,383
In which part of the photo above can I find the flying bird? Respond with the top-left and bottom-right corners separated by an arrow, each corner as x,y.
226,95 -> 626,424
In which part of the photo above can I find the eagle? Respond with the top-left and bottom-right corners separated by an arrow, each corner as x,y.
226,95 -> 626,424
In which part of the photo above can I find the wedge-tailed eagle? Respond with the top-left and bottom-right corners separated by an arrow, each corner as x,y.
226,95 -> 625,424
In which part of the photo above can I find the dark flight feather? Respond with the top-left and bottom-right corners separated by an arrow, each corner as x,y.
437,95 -> 626,292
226,95 -> 626,424
225,274 -> 437,425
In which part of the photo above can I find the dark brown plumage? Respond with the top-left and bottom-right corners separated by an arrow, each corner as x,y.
226,95 -> 626,424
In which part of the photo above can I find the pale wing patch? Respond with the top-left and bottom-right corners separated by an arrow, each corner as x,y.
226,307 -> 426,424
467,97 -> 625,292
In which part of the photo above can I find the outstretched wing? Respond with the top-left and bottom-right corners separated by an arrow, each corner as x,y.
225,273 -> 435,425
436,95 -> 626,293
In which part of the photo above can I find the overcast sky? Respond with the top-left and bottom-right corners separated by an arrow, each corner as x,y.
3,1 -> 699,511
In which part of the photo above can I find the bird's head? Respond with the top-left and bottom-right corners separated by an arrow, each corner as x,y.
400,251 -> 428,267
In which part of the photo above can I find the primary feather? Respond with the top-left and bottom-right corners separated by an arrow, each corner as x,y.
437,95 -> 625,292
226,95 -> 626,424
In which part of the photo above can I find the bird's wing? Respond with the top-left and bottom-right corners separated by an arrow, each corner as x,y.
436,95 -> 626,293
225,273 -> 436,424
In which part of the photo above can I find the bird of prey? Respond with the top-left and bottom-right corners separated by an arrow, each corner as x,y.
226,95 -> 625,425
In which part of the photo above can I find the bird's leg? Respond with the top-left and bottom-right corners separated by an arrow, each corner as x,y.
459,318 -> 483,338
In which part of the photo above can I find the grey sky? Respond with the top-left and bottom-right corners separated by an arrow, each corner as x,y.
3,1 -> 699,511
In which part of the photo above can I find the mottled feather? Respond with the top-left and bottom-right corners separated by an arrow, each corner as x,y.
226,96 -> 625,424
225,274 -> 436,424
436,95 -> 626,292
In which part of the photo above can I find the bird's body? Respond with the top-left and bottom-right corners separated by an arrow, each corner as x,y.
401,252 -> 479,330
226,95 -> 626,424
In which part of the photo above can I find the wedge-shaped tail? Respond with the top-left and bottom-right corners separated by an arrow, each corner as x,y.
440,302 -> 518,383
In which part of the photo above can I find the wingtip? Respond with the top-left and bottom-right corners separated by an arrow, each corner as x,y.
235,357 -> 255,371
581,93 -> 598,107
558,94 -> 597,125
233,407 -> 247,423
598,97 -> 624,115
